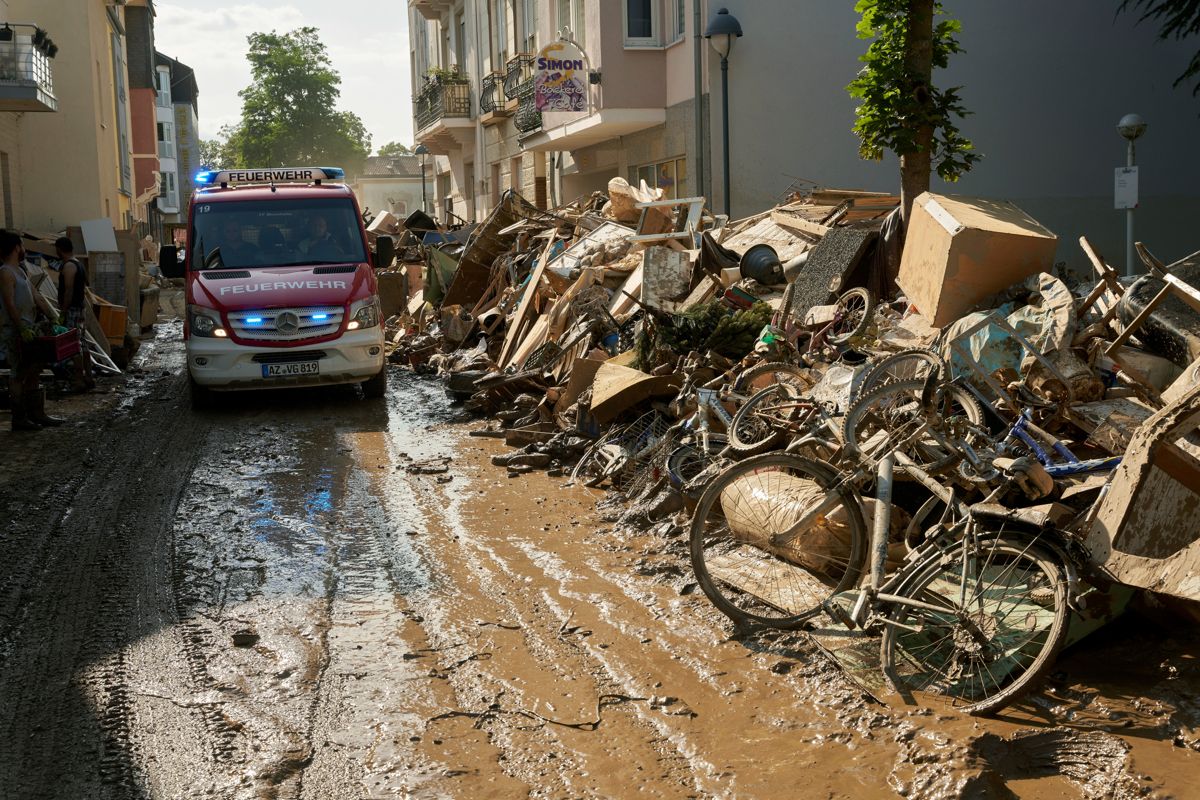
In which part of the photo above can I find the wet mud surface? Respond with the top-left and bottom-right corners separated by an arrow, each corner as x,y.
0,326 -> 1197,798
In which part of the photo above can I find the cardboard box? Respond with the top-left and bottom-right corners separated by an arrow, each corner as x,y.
97,304 -> 127,344
896,193 -> 1058,328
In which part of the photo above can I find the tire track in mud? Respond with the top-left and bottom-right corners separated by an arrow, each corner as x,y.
0,352 -> 210,799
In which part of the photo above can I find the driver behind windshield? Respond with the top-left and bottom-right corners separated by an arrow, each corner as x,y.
216,218 -> 259,267
298,214 -> 343,261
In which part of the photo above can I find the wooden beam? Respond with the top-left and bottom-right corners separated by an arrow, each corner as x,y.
770,210 -> 829,240
498,226 -> 560,369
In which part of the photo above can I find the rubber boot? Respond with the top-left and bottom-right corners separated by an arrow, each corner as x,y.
9,382 -> 41,432
30,388 -> 65,427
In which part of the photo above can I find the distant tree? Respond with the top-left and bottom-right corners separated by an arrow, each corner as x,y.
377,141 -> 412,157
198,135 -> 236,170
847,0 -> 978,222
1120,0 -> 1200,96
222,27 -> 371,174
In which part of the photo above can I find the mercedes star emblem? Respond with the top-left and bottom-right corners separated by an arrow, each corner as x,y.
276,311 -> 300,335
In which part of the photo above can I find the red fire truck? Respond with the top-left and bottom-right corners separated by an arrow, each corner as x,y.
160,167 -> 387,408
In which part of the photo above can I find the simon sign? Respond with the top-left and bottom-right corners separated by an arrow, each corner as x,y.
534,40 -> 589,113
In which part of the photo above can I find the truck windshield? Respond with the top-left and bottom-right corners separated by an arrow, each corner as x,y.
189,197 -> 367,270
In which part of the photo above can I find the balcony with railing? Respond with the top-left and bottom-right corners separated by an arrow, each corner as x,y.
503,53 -> 534,105
413,72 -> 474,155
479,71 -> 509,124
0,25 -> 57,112
514,88 -> 542,136
414,78 -> 471,132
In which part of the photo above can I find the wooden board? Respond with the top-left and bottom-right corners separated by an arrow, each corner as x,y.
705,547 -> 833,617
498,228 -> 559,368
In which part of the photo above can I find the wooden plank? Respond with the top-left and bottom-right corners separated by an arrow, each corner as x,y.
706,547 -> 832,616
498,226 -> 559,368
770,210 -> 829,240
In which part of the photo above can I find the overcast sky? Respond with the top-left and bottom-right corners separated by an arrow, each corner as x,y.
154,1 -> 413,152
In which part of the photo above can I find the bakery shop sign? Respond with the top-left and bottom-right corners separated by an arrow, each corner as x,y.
534,40 -> 589,113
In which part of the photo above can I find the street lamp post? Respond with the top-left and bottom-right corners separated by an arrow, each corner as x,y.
704,8 -> 742,219
414,143 -> 430,213
1116,114 -> 1146,276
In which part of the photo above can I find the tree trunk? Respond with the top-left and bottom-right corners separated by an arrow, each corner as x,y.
900,0 -> 935,224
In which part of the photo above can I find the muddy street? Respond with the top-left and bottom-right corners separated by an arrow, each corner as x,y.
0,332 -> 1196,799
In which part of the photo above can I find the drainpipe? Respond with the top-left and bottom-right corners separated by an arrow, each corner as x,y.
693,0 -> 705,201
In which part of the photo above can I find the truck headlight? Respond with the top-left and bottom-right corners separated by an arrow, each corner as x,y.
347,298 -> 381,330
188,305 -> 225,337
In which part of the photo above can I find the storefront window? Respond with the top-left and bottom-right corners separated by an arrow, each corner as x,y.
632,156 -> 687,200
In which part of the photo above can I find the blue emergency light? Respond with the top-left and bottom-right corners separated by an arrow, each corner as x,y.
195,167 -> 345,186
311,313 -> 329,321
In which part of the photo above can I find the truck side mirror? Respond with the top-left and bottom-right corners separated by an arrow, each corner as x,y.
159,245 -> 183,279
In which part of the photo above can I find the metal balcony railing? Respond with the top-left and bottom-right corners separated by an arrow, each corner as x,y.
0,27 -> 57,111
503,53 -> 534,100
480,71 -> 504,115
414,77 -> 471,133
514,87 -> 541,135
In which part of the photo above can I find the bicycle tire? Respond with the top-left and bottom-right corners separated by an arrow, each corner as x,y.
689,453 -> 868,629
880,535 -> 1070,715
727,382 -> 802,455
827,288 -> 876,346
842,378 -> 984,473
732,361 -> 812,395
571,425 -> 629,488
666,435 -> 728,499
855,348 -> 945,401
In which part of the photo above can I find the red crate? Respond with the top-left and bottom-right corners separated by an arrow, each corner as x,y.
32,329 -> 81,362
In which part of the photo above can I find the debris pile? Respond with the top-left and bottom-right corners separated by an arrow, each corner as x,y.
377,181 -> 1200,715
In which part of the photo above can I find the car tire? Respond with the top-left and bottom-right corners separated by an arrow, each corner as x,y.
362,365 -> 388,399
189,376 -> 214,411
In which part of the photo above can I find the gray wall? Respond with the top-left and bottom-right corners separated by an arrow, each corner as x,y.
708,0 -> 1200,270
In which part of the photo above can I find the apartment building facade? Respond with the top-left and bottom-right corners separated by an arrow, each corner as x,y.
409,0 -> 704,224
0,0 -> 59,230
411,1 -> 1199,272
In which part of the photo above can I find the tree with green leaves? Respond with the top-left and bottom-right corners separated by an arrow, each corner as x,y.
221,27 -> 371,174
847,0 -> 978,222
1120,0 -> 1200,96
376,141 -> 412,157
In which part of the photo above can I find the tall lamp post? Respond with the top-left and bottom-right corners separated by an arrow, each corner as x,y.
1116,114 -> 1146,276
704,8 -> 742,219
414,143 -> 430,213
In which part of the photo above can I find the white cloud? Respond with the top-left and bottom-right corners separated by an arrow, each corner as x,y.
154,1 -> 412,148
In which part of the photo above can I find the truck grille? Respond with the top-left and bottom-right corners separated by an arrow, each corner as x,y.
228,306 -> 345,341
251,350 -> 328,364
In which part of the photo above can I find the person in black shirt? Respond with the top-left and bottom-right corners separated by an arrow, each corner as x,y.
55,237 -> 95,392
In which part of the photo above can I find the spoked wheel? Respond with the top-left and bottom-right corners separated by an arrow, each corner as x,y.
666,434 -> 728,501
854,348 -> 945,401
728,382 -> 804,455
571,426 -> 632,488
689,453 -> 868,629
732,361 -> 813,395
827,288 -> 875,346
880,535 -> 1070,715
842,378 -> 984,473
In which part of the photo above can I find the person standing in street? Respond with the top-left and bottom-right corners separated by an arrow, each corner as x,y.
0,231 -> 64,431
55,237 -> 96,392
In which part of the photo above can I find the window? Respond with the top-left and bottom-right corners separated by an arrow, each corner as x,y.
624,0 -> 657,46
557,0 -> 585,42
633,156 -> 687,200
670,0 -> 686,43
156,68 -> 172,107
157,121 -> 174,159
111,32 -> 131,193
492,0 -> 508,66
159,171 -> 177,208
520,0 -> 537,52
188,198 -> 368,270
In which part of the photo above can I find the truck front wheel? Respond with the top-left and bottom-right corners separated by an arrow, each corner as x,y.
189,376 -> 214,410
362,365 -> 387,399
